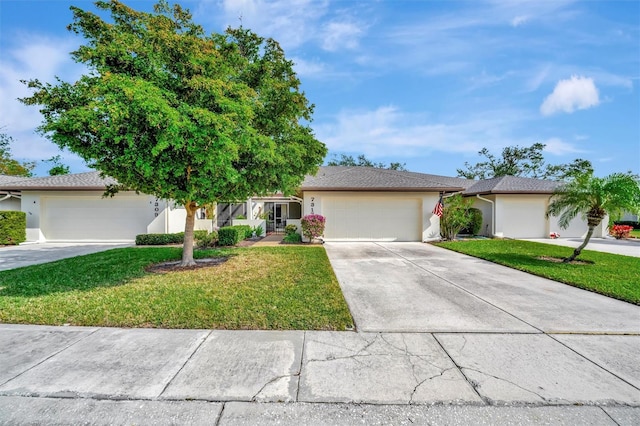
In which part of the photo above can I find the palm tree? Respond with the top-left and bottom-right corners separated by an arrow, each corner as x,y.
546,171 -> 640,263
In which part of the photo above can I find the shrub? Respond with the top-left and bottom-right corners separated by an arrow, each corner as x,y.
135,231 -> 208,245
218,227 -> 242,246
0,211 -> 26,245
235,214 -> 246,219
610,224 -> 633,239
196,230 -> 218,249
283,232 -> 302,243
613,220 -> 640,230
284,224 -> 297,236
301,214 -> 325,241
136,233 -> 182,245
440,194 -> 473,240
252,225 -> 264,237
460,208 -> 482,235
233,225 -> 252,239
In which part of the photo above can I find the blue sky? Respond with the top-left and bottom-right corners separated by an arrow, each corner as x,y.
1,0 -> 638,177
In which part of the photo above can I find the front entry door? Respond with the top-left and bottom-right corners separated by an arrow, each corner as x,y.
275,203 -> 288,233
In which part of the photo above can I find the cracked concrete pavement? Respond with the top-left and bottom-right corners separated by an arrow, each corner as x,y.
1,242 -> 639,424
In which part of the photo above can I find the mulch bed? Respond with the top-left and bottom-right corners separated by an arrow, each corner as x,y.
146,257 -> 229,273
537,256 -> 593,265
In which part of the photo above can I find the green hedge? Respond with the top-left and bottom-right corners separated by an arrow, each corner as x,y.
0,211 -> 26,245
135,230 -> 208,245
234,225 -> 253,239
218,227 -> 242,246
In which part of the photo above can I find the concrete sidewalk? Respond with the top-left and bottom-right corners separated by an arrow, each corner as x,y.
0,325 -> 638,424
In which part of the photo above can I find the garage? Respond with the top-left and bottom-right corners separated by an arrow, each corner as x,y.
41,194 -> 154,241
322,196 -> 422,241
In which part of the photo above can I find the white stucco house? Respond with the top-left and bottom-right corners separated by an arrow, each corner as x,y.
462,175 -> 607,239
0,167 -> 604,243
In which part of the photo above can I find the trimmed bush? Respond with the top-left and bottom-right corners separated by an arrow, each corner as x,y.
284,224 -> 297,236
218,227 -> 242,246
196,230 -> 218,248
301,214 -> 326,241
614,220 -> 640,230
283,232 -> 302,243
233,225 -> 252,239
135,230 -> 208,245
0,211 -> 26,245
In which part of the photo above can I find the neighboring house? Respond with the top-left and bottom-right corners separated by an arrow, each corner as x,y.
0,167 -> 606,243
462,175 -> 606,239
0,172 -> 210,242
0,175 -> 27,212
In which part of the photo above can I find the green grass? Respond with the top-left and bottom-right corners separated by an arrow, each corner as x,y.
0,246 -> 354,330
630,229 -> 640,239
434,239 -> 640,305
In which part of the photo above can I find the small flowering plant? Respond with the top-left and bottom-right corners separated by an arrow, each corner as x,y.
609,224 -> 633,240
301,214 -> 326,241
549,232 -> 560,239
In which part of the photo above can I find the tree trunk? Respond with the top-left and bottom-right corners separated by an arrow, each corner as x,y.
563,226 -> 594,263
180,201 -> 198,267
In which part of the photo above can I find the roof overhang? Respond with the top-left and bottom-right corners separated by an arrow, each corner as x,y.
301,187 -> 464,192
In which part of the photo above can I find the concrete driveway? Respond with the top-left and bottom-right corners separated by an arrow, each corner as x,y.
0,243 -> 133,271
325,242 -> 640,334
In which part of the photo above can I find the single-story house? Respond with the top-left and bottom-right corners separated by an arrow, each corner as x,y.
462,175 -> 607,239
299,166 -> 469,241
0,167 -> 603,243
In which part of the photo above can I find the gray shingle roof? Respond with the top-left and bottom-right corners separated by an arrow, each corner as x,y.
0,171 -> 116,191
301,166 -> 471,191
0,175 -> 31,185
463,175 -> 560,195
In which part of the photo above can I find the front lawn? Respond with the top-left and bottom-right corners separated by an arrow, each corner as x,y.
434,240 -> 640,305
630,229 -> 640,239
0,246 -> 354,330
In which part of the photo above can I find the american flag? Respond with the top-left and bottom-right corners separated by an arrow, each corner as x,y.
432,195 -> 444,217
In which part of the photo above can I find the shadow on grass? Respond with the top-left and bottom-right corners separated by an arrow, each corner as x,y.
483,252 -> 591,269
0,247 -> 227,297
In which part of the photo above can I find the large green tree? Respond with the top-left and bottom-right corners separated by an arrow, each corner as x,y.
0,132 -> 35,177
21,0 -> 326,266
457,143 -> 592,180
546,171 -> 640,263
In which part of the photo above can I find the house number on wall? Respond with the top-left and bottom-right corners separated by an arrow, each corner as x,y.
154,200 -> 160,217
310,197 -> 314,214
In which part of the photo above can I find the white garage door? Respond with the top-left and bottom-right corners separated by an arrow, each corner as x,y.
42,195 -> 153,241
323,197 -> 422,241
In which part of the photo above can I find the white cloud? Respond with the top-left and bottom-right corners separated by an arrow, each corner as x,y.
0,34 -> 85,164
510,15 -> 530,27
314,106 -> 530,158
321,20 -> 364,51
208,0 -> 329,50
541,137 -> 585,155
291,57 -> 326,77
540,75 -> 600,116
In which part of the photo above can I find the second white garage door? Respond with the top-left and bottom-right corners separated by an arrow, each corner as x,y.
42,194 -> 154,241
322,197 -> 422,241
